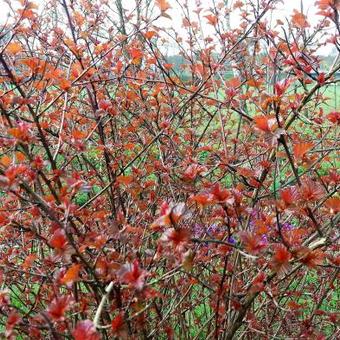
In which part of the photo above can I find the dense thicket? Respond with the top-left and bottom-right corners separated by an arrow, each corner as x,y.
0,0 -> 339,338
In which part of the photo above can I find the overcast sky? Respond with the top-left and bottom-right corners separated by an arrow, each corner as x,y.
0,0 -> 335,55
0,0 -> 324,25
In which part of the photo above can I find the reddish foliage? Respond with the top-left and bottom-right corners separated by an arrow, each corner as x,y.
0,0 -> 338,339
116,260 -> 147,291
271,244 -> 291,273
47,296 -> 73,321
60,264 -> 81,286
72,320 -> 100,340
239,231 -> 267,255
296,248 -> 326,268
293,142 -> 314,160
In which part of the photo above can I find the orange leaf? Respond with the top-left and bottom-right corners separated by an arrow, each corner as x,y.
189,193 -> 214,206
287,301 -> 303,310
144,31 -> 157,40
156,0 -> 171,12
8,125 -> 30,141
15,152 -> 26,162
7,42 -> 22,55
117,175 -> 133,185
0,155 -> 12,167
325,197 -> 340,214
291,10 -> 309,29
93,210 -> 108,220
50,229 -> 68,250
71,130 -> 87,139
125,142 -> 135,150
247,78 -> 262,88
228,77 -> 241,88
23,254 -> 37,270
130,48 -> 143,60
205,14 -> 218,26
61,264 -> 81,285
237,167 -> 254,178
316,0 -> 339,10
254,115 -> 276,132
293,142 -> 313,160
164,63 -> 173,70
59,79 -> 71,91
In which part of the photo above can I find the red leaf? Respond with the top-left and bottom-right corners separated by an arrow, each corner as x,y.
47,296 -> 72,321
317,72 -> 326,84
98,99 -> 111,111
160,228 -> 190,249
0,175 -> 10,188
250,271 -> 266,293
111,313 -> 124,332
182,164 -> 205,181
271,244 -> 291,273
299,179 -> 323,202
296,247 -> 325,268
151,202 -> 186,228
280,186 -> 298,206
227,77 -> 241,88
239,231 -> 267,255
274,79 -> 291,96
326,111 -> 340,124
287,301 -> 303,310
117,260 -> 147,291
72,320 -> 100,340
210,183 -> 231,202
50,229 -> 68,250
6,311 -> 20,338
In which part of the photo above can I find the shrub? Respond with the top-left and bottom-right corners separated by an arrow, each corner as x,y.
0,0 -> 339,338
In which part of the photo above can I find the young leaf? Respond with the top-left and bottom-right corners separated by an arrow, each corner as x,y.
117,260 -> 147,291
239,231 -> 267,255
291,10 -> 309,29
271,244 -> 291,273
72,320 -> 100,340
47,296 -> 73,321
293,142 -> 313,160
60,264 -> 81,286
